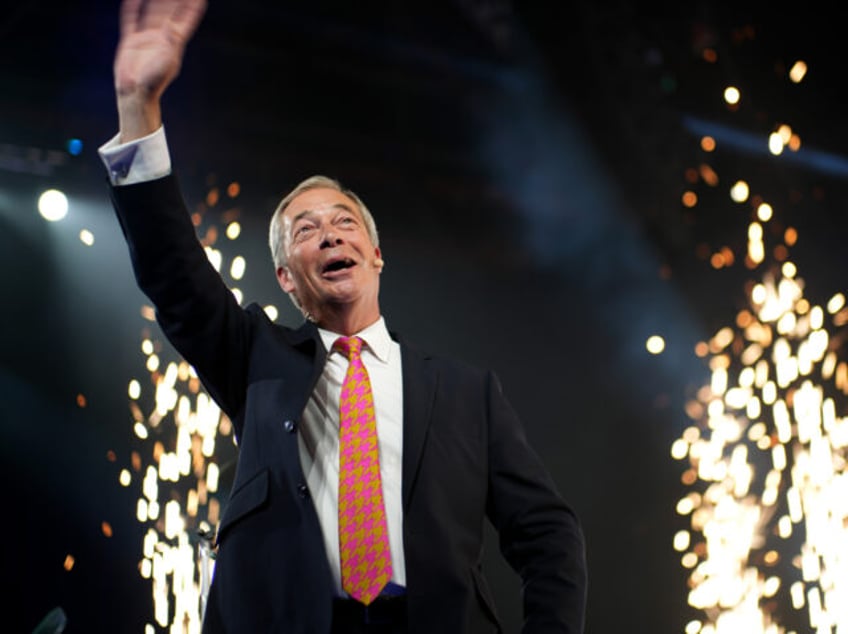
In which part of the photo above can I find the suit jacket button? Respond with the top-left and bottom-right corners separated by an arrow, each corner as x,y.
297,483 -> 309,498
283,419 -> 296,433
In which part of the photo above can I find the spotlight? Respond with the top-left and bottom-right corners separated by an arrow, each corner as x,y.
38,189 -> 68,222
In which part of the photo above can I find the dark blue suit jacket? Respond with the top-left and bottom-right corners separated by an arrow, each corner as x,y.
110,175 -> 587,633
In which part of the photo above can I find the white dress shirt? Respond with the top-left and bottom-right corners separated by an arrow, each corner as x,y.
98,128 -> 407,594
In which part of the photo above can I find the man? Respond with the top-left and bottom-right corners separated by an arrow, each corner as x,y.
100,0 -> 587,632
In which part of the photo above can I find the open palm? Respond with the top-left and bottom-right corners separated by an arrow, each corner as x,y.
114,0 -> 207,99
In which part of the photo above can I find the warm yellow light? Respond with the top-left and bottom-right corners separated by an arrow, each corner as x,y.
230,255 -> 246,280
119,469 -> 132,486
827,293 -> 846,314
226,221 -> 241,240
768,132 -> 784,155
207,462 -> 220,493
723,86 -> 740,105
781,262 -> 796,279
789,60 -> 808,83
685,620 -> 702,634
128,379 -> 141,399
730,180 -> 749,203
646,335 -> 665,354
671,438 -> 689,460
80,229 -> 95,246
756,203 -> 773,222
673,530 -> 691,551
205,246 -> 222,272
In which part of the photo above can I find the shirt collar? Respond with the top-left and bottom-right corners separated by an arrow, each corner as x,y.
317,316 -> 392,363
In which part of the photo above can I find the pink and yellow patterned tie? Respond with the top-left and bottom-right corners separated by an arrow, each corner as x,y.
334,336 -> 392,605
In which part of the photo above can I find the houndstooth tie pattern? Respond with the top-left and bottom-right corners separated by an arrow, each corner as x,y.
334,336 -> 392,605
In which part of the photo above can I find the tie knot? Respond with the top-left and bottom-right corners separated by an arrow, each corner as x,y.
334,336 -> 363,360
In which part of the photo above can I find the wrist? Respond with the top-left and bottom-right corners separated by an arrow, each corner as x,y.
117,91 -> 162,143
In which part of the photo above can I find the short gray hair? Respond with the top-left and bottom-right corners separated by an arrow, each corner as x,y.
268,175 -> 379,270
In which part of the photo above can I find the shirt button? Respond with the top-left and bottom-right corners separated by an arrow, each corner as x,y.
283,419 -> 296,433
297,483 -> 309,499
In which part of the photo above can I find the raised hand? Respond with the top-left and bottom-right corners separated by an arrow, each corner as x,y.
114,0 -> 207,141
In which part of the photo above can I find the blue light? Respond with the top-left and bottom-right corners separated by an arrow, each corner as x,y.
67,138 -> 83,156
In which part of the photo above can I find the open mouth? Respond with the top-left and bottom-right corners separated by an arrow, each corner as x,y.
322,258 -> 356,274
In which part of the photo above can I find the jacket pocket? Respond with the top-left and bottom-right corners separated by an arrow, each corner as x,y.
214,468 -> 270,545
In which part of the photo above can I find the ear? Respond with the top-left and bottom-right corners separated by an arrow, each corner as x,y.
276,266 -> 296,293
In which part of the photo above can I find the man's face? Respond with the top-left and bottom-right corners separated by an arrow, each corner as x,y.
276,187 -> 382,321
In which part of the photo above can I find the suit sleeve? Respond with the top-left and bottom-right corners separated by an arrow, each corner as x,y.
484,371 -> 588,633
109,174 -> 253,423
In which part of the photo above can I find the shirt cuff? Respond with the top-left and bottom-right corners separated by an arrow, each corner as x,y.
98,126 -> 172,186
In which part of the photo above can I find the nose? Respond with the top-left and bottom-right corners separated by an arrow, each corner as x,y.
319,226 -> 343,249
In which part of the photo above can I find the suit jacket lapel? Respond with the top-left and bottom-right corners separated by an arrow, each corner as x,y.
284,320 -> 327,413
398,339 -> 438,512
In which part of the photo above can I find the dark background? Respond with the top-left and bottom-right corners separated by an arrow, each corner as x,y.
2,1 -> 848,632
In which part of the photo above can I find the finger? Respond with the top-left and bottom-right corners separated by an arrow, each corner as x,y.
169,0 -> 208,43
119,0 -> 143,37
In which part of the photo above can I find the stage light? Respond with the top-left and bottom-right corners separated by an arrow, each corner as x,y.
730,180 -> 749,203
230,255 -> 246,280
79,229 -> 94,246
66,138 -> 83,156
118,179 -> 246,631
723,86 -> 740,105
38,189 -> 68,221
647,335 -> 666,354
225,221 -> 241,239
789,61 -> 807,83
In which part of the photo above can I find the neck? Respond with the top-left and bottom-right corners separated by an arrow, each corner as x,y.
309,302 -> 381,336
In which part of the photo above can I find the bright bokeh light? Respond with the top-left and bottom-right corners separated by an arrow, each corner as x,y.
647,335 -> 666,354
768,132 -> 784,155
226,221 -> 241,240
673,37 -> 848,634
121,181 -> 246,632
80,229 -> 95,246
230,256 -> 246,280
757,204 -> 773,222
730,181 -> 749,203
128,379 -> 141,399
723,86 -> 740,105
678,195 -> 848,632
67,138 -> 83,156
38,189 -> 68,221
789,60 -> 807,83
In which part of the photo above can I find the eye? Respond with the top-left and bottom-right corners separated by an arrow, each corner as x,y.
293,224 -> 316,240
